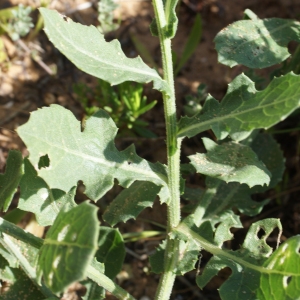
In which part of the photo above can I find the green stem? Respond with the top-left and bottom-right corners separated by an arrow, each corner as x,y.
0,218 -> 55,298
0,217 -> 134,300
152,0 -> 181,299
0,217 -> 43,249
87,260 -> 136,300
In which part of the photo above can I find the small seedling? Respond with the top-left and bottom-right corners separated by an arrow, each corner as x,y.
74,79 -> 157,137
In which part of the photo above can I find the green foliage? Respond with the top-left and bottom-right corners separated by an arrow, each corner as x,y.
103,181 -> 161,226
40,8 -> 168,93
0,4 -> 299,300
95,227 -> 125,279
17,105 -> 169,202
74,79 -> 157,137
97,0 -> 119,34
37,202 -> 99,293
189,137 -> 271,187
0,150 -> 23,212
215,16 -> 300,68
174,14 -> 202,75
183,82 -> 206,116
178,73 -> 300,141
4,4 -> 33,41
19,158 -> 77,226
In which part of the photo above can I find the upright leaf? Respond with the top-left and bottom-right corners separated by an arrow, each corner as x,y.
150,0 -> 179,39
189,138 -> 271,187
175,14 -> 202,75
215,16 -> 300,68
164,0 -> 179,38
18,158 -> 77,226
37,202 -> 99,293
0,150 -> 23,212
39,8 -> 168,94
178,73 -> 300,141
96,227 -> 125,279
17,105 -> 169,203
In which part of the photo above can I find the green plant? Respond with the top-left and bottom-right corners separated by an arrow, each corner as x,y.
97,0 -> 119,34
1,4 -> 33,41
74,79 -> 157,137
0,3 -> 300,300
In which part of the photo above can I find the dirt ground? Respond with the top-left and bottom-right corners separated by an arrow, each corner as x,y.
0,0 -> 300,299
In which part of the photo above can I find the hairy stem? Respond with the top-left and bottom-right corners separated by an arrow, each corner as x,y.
152,0 -> 181,299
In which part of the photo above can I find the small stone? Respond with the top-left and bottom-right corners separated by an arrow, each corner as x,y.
44,92 -> 56,105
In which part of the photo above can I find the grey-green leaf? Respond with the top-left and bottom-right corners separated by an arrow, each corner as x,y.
0,150 -> 23,212
215,17 -> 300,68
39,8 -> 168,94
244,131 -> 285,193
189,138 -> 271,187
178,73 -> 300,140
17,105 -> 169,203
19,158 -> 77,226
103,181 -> 161,226
37,202 -> 99,293
185,132 -> 284,226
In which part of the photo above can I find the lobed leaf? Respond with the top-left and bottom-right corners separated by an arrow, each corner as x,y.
175,219 -> 297,300
18,159 -> 77,226
184,132 -> 284,225
178,73 -> 300,141
17,105 -> 169,203
0,150 -> 23,212
39,8 -> 169,94
189,138 -> 271,187
103,181 -> 161,226
37,202 -> 99,293
215,15 -> 300,68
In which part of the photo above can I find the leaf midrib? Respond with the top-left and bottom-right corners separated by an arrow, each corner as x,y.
177,222 -> 299,276
178,88 -> 299,137
24,132 -> 168,184
43,11 -> 162,82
